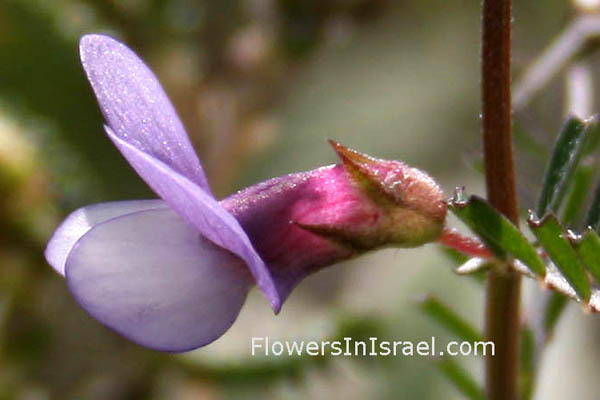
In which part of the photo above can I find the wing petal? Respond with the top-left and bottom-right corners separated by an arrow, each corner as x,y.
66,208 -> 252,352
45,200 -> 167,276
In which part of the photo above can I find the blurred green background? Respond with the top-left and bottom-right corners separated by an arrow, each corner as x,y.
2,0 -> 600,399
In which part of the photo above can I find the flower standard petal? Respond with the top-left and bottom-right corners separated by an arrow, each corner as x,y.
104,126 -> 282,312
79,34 -> 210,192
65,208 -> 253,352
45,200 -> 167,276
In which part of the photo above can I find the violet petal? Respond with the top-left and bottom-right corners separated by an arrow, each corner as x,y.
45,200 -> 167,276
79,34 -> 210,192
65,208 -> 253,352
105,126 -> 282,312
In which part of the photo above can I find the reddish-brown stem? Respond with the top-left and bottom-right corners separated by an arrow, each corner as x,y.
482,3 -> 518,220
481,0 -> 522,399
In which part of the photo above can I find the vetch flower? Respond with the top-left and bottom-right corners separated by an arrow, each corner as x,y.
45,34 -> 447,352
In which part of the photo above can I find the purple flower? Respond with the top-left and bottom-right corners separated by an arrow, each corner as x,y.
45,34 -> 447,352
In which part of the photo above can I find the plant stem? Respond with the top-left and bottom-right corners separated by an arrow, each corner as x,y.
481,0 -> 521,399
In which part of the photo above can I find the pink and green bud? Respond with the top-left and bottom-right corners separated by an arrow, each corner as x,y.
223,141 -> 447,301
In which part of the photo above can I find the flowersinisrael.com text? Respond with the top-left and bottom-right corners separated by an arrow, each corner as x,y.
251,336 -> 495,357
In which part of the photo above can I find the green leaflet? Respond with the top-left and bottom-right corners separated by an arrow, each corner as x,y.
573,229 -> 600,284
529,214 -> 590,301
449,195 -> 546,276
437,358 -> 485,400
420,296 -> 482,343
537,116 -> 587,217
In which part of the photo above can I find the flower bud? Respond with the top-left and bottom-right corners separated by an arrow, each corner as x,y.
222,141 -> 447,301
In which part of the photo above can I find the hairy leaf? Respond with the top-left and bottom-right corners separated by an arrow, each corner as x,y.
450,195 -> 546,276
528,214 -> 590,301
513,260 -> 600,312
